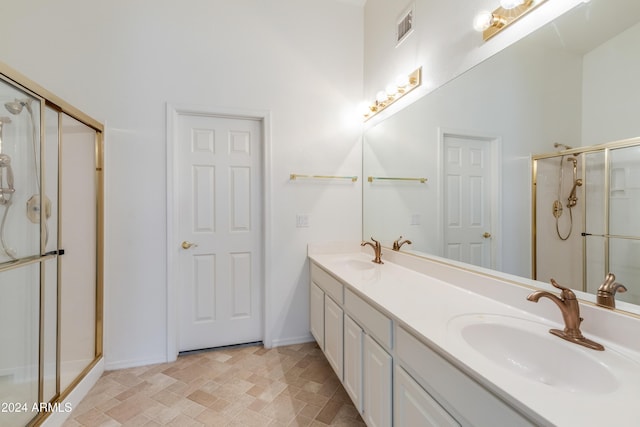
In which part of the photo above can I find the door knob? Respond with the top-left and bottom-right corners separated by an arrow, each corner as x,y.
181,241 -> 198,249
482,232 -> 492,239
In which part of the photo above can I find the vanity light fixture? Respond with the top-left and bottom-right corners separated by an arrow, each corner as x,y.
362,67 -> 422,121
474,0 -> 548,41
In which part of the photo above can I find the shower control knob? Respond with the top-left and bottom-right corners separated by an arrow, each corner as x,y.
181,241 -> 198,249
482,232 -> 492,239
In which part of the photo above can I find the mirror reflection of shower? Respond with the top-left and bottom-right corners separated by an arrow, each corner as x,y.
0,115 -> 17,258
552,143 -> 583,241
0,97 -> 50,260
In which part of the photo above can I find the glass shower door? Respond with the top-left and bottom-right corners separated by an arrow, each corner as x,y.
0,263 -> 40,426
0,79 -> 44,426
608,145 -> 640,305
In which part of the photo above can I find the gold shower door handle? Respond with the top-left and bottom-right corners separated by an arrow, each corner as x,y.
483,232 -> 492,239
181,241 -> 198,249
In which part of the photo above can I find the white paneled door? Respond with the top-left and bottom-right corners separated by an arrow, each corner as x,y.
443,134 -> 494,269
177,113 -> 263,352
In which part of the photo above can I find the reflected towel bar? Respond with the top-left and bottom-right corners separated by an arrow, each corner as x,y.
368,176 -> 427,183
290,174 -> 358,182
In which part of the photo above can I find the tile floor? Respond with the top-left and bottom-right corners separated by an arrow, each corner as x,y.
62,342 -> 366,426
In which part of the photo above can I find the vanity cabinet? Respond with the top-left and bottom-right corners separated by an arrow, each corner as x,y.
310,262 -> 394,426
309,259 -> 542,427
396,327 -> 535,427
324,294 -> 344,379
310,263 -> 345,379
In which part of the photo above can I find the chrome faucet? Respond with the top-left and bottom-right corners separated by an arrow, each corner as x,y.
596,273 -> 627,309
527,279 -> 604,351
361,237 -> 383,264
392,236 -> 412,251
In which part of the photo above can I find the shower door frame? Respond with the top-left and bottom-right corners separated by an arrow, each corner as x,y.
0,62 -> 104,426
531,135 -> 640,292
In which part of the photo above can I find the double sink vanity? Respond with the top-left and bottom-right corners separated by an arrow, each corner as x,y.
308,243 -> 640,426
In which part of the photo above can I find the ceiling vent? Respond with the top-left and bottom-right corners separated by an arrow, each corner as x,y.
396,6 -> 414,45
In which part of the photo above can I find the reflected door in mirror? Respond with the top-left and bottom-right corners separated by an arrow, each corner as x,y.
443,134 -> 494,268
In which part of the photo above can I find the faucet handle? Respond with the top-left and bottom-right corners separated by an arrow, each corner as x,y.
599,273 -> 627,294
393,236 -> 402,250
550,278 -> 577,300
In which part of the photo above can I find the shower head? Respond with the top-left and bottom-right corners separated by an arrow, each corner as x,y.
4,98 -> 32,115
0,153 -> 11,166
554,142 -> 573,151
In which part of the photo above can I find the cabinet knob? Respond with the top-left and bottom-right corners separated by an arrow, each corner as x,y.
482,232 -> 492,239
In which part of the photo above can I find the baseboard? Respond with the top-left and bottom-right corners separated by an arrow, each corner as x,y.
104,356 -> 167,371
41,358 -> 104,427
269,334 -> 315,348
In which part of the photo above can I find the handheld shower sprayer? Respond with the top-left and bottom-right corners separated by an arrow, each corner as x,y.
553,154 -> 581,241
566,157 -> 581,208
567,178 -> 583,208
0,154 -> 15,205
0,96 -> 44,260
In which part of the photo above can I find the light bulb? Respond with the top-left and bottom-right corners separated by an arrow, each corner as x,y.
473,11 -> 493,32
358,101 -> 371,117
395,74 -> 409,89
500,0 -> 523,9
376,91 -> 387,103
385,84 -> 397,97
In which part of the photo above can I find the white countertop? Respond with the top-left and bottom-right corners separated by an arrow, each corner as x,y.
308,245 -> 640,427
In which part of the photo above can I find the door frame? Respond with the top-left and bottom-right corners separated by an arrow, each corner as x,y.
438,128 -> 502,270
166,104 -> 272,362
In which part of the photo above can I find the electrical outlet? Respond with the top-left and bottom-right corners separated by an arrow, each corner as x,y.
296,214 -> 310,228
410,214 -> 421,225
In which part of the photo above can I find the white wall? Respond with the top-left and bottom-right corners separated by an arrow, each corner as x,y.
0,0 -> 363,369
582,21 -> 640,146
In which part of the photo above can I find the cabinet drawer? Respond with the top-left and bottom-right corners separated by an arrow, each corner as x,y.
345,289 -> 392,349
395,366 -> 460,427
311,263 -> 343,304
396,327 -> 535,427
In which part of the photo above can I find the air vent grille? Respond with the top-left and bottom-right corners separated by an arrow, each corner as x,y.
397,9 -> 413,44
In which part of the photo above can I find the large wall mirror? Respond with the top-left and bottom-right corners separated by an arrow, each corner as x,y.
363,0 -> 640,312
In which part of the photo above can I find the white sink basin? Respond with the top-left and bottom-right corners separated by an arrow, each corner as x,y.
340,258 -> 375,271
448,314 -> 619,394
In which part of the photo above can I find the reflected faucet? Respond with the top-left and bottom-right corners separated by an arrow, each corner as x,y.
392,236 -> 412,251
527,279 -> 604,351
361,237 -> 383,264
596,273 -> 627,309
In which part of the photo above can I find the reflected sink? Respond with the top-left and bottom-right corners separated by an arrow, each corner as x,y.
448,314 -> 619,394
340,259 -> 375,271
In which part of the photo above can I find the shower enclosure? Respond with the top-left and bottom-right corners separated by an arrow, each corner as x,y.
532,138 -> 640,306
0,64 -> 103,426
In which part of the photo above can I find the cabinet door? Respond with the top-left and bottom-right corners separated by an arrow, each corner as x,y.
310,282 -> 325,349
363,334 -> 392,427
395,366 -> 460,427
324,295 -> 344,379
344,314 -> 363,413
